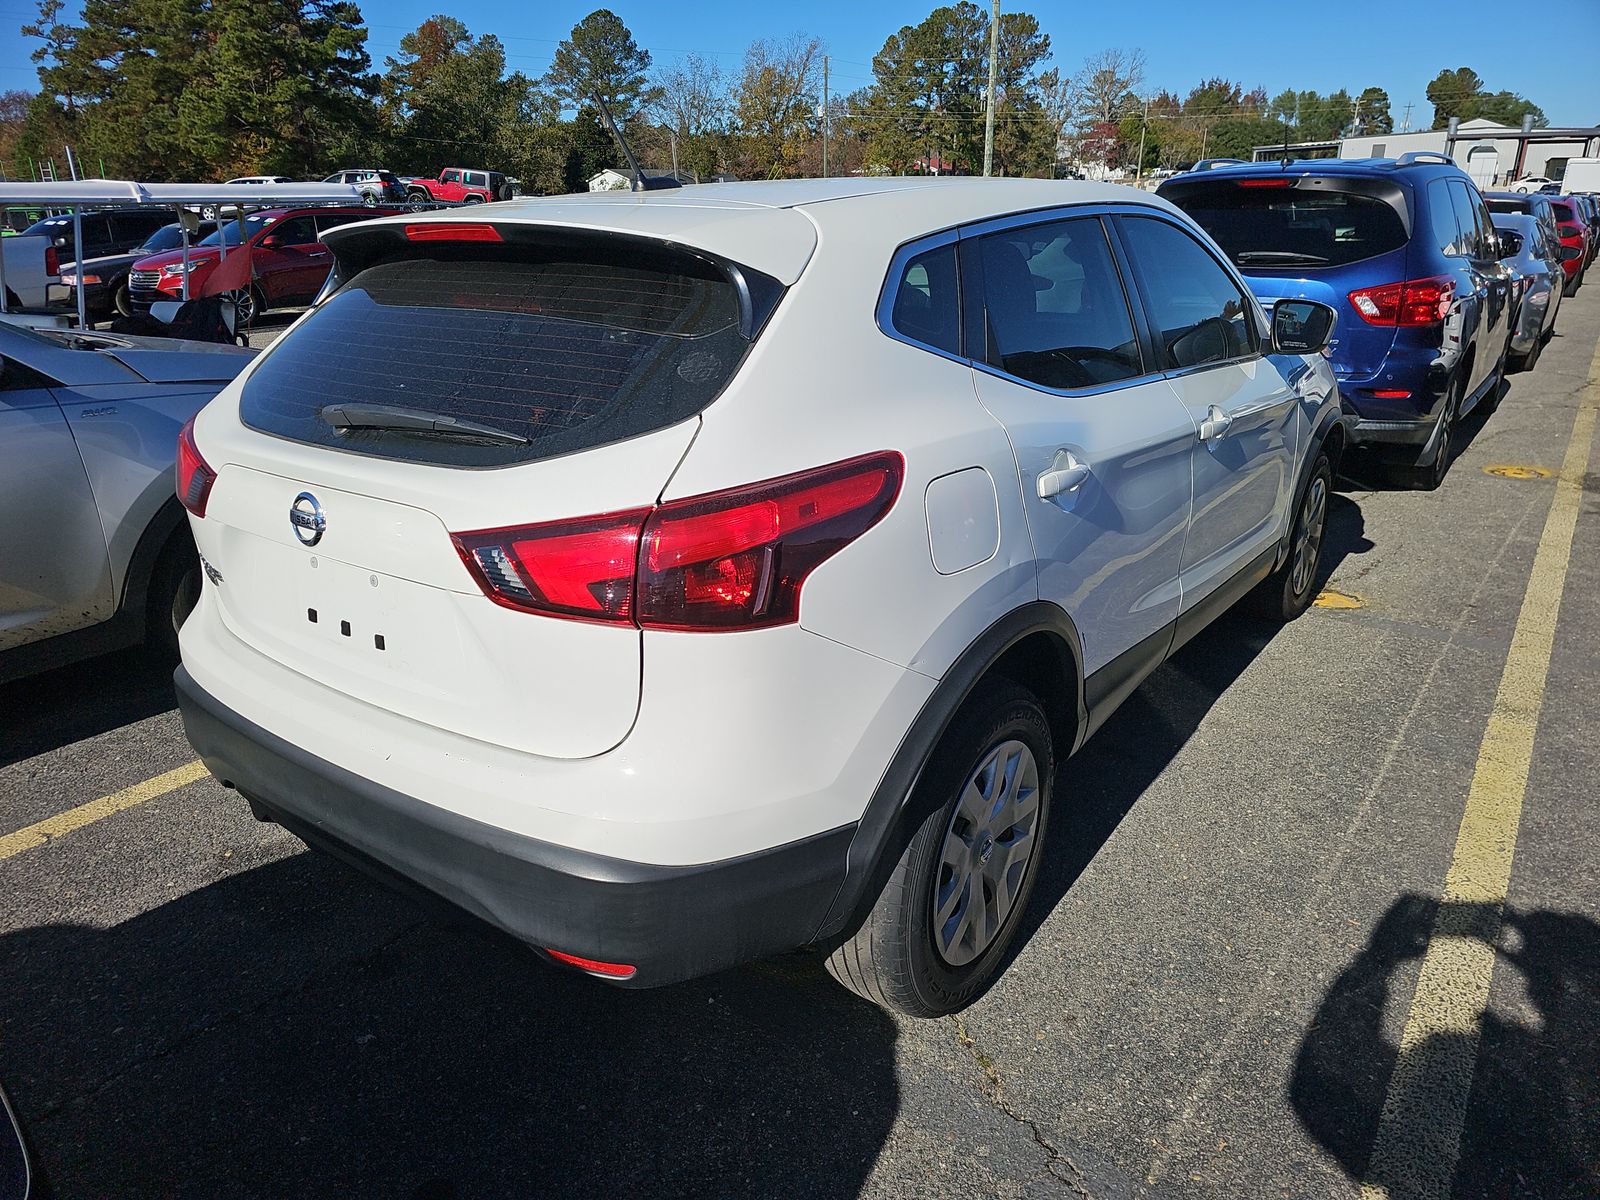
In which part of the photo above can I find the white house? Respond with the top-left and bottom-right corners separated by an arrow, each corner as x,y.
587,168 -> 633,192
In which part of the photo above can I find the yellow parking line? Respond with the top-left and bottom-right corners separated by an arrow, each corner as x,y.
1360,340 -> 1600,1200
0,761 -> 209,863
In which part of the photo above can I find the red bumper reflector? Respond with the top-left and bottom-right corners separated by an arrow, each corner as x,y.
1370,389 -> 1411,399
545,949 -> 637,979
404,222 -> 502,242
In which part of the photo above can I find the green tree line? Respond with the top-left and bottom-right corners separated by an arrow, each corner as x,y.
0,1 -> 1553,189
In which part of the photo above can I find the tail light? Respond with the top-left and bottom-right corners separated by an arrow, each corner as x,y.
44,245 -> 58,277
176,416 -> 216,517
452,451 -> 904,631
1558,224 -> 1582,243
1348,276 -> 1453,327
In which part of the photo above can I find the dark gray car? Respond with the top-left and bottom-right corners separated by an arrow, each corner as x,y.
0,321 -> 254,680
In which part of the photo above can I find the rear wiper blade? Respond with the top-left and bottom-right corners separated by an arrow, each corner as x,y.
1234,250 -> 1330,264
321,403 -> 530,445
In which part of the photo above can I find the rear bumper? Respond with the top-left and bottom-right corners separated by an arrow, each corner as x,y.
176,665 -> 854,987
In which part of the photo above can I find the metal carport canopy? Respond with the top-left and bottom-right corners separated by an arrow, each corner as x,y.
0,180 -> 368,326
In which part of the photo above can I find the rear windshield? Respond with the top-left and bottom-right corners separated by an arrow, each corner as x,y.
1167,183 -> 1408,269
238,242 -> 754,467
1485,197 -> 1530,216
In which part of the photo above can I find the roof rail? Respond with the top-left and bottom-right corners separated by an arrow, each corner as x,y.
1191,158 -> 1250,171
1395,151 -> 1455,167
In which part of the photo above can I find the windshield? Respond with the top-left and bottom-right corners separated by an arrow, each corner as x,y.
139,224 -> 193,253
1165,182 -> 1409,269
199,214 -> 275,247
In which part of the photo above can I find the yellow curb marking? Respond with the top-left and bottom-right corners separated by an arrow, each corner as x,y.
1360,339 -> 1600,1200
0,761 -> 208,863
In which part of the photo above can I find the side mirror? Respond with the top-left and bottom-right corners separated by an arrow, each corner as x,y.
1497,231 -> 1523,259
1560,244 -> 1583,262
1271,298 -> 1337,355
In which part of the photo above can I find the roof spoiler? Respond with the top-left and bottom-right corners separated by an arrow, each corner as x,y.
1396,151 -> 1455,167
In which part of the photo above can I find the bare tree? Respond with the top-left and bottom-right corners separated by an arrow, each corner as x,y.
1074,48 -> 1146,126
651,53 -> 730,180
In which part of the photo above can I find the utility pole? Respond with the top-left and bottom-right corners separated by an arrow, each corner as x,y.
982,0 -> 1000,176
1135,98 -> 1149,183
1400,102 -> 1413,133
669,127 -> 679,180
822,55 -> 830,178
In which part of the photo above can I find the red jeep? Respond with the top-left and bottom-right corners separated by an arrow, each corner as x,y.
404,168 -> 512,205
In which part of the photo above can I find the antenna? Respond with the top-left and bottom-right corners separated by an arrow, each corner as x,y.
591,88 -> 645,192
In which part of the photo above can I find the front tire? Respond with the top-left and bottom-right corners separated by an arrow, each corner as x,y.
1253,451 -> 1331,622
825,680 -> 1054,1017
113,278 -> 135,318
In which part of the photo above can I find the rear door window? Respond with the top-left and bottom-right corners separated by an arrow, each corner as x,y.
1167,179 -> 1408,269
238,240 -> 766,467
973,217 -> 1143,389
1115,215 -> 1256,370
1449,181 -> 1487,258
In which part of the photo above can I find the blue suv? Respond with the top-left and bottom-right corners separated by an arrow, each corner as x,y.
1159,155 -> 1514,488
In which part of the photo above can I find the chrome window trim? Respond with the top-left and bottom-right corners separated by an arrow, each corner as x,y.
874,200 -> 1276,399
875,202 -> 1177,399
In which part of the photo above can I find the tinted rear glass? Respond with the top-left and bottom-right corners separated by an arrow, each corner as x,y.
1485,197 -> 1530,216
1168,182 -> 1408,269
239,242 -> 754,467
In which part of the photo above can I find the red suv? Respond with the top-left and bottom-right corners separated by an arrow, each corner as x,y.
127,206 -> 402,320
1549,199 -> 1591,295
403,168 -> 511,205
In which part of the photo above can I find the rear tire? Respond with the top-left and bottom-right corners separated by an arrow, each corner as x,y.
825,679 -> 1053,1017
1397,372 -> 1461,491
462,194 -> 485,205
1252,452 -> 1331,622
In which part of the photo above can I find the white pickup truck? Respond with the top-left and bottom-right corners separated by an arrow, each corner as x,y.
0,233 -> 59,311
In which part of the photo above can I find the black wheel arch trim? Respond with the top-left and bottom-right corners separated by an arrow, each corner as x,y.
120,495 -> 191,625
810,601 -> 1086,944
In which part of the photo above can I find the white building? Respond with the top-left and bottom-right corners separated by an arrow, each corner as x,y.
587,168 -> 634,192
1337,119 -> 1600,188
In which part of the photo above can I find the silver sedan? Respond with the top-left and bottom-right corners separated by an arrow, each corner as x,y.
0,322 -> 254,680
1492,212 -> 1566,373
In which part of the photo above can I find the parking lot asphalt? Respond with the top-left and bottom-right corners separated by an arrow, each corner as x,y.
3,292 -> 1598,1199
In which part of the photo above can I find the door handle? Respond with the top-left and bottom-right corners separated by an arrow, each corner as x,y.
1198,404 -> 1233,441
1037,450 -> 1090,499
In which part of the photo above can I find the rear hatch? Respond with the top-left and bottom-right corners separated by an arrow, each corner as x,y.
1159,172 -> 1413,381
198,218 -> 801,758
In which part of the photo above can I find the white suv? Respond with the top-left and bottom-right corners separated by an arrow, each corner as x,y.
176,179 -> 1343,1016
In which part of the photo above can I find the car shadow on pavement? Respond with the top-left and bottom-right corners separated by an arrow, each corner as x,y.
0,649 -> 177,769
1006,490 -> 1372,966
1290,895 -> 1600,1199
0,852 -> 901,1199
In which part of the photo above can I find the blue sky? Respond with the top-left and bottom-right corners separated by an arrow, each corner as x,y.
3,0 -> 1597,128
